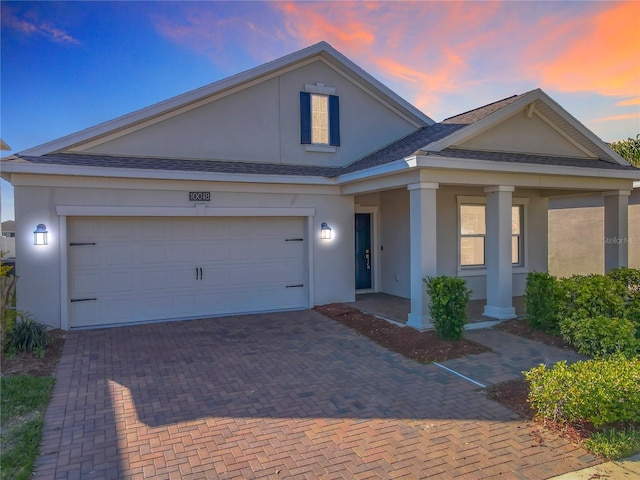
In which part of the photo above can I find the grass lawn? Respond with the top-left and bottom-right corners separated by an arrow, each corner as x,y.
1,376 -> 55,480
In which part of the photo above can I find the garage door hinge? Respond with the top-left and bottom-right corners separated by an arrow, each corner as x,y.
286,284 -> 304,288
70,298 -> 97,303
69,242 -> 97,246
285,238 -> 303,242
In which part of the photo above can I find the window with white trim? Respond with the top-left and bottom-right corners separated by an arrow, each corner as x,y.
459,204 -> 524,268
300,83 -> 340,149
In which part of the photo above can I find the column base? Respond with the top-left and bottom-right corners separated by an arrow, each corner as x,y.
407,313 -> 434,332
483,305 -> 516,320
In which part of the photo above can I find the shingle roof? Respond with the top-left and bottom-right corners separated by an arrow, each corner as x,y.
6,91 -> 635,180
426,148 -> 638,171
339,124 -> 465,175
442,93 -> 526,124
9,153 -> 343,177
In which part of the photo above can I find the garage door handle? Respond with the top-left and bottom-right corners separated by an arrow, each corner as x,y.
199,267 -> 203,280
71,298 -> 97,303
285,238 -> 303,242
286,284 -> 304,288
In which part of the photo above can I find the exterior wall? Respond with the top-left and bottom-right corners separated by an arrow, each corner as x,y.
548,201 -> 640,277
379,189 -> 410,298
13,175 -> 355,329
459,110 -> 591,158
80,60 -> 418,168
371,185 -> 548,301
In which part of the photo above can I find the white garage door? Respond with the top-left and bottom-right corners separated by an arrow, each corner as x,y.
68,217 -> 308,328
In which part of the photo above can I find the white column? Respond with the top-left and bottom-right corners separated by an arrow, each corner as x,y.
604,190 -> 631,273
483,186 -> 516,320
407,182 -> 438,331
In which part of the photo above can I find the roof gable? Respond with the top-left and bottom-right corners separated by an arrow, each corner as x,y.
20,42 -> 434,157
425,89 -> 628,165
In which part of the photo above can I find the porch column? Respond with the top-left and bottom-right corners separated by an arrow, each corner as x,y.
483,186 -> 516,320
604,190 -> 631,272
407,182 -> 438,331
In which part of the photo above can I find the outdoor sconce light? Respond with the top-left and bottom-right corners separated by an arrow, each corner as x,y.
34,224 -> 48,246
320,222 -> 332,240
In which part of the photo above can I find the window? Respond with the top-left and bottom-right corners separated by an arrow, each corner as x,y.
300,90 -> 340,147
512,205 -> 523,265
311,94 -> 329,144
459,204 -> 524,267
460,205 -> 486,266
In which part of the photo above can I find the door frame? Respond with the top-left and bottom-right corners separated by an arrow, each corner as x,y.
354,205 -> 380,293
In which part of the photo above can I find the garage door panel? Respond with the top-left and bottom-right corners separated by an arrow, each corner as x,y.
68,216 -> 308,328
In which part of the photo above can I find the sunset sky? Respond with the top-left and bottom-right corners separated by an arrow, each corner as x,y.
1,1 -> 639,221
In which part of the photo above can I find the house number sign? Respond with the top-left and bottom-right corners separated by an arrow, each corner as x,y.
189,192 -> 211,201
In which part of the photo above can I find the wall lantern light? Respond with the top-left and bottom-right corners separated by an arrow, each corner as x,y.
320,222 -> 332,240
34,224 -> 48,245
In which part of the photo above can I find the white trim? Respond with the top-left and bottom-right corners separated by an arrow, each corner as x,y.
407,182 -> 439,191
305,82 -> 335,95
306,145 -> 337,153
414,155 -> 640,180
306,217 -> 315,308
1,161 -> 337,185
56,205 -> 316,217
484,185 -> 515,193
456,196 -> 529,273
602,190 -> 632,197
532,109 -> 597,158
59,215 -> 68,331
355,205 -> 380,293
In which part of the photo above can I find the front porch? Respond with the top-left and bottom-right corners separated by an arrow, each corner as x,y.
347,292 -> 526,330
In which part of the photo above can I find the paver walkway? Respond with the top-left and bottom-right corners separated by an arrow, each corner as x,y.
36,310 -> 599,479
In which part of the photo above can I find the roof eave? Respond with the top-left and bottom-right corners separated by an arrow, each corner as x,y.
1,161 -> 338,186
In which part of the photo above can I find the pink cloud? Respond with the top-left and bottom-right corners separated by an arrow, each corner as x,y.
525,2 -> 640,98
591,113 -> 640,123
1,9 -> 80,44
617,97 -> 640,107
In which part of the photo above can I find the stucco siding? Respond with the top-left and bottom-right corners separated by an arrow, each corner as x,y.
80,60 -> 418,168
14,178 -> 355,329
379,188 -> 410,298
459,110 -> 592,158
549,203 -> 640,277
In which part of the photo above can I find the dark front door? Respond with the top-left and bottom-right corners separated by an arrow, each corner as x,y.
355,213 -> 372,290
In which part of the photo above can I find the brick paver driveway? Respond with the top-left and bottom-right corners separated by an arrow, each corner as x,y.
36,310 -> 597,479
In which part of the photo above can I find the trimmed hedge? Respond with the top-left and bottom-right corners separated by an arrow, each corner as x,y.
524,272 -> 560,334
424,276 -> 472,340
524,356 -> 640,428
524,269 -> 640,355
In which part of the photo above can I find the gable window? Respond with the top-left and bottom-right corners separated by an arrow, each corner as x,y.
300,83 -> 340,150
459,202 -> 525,268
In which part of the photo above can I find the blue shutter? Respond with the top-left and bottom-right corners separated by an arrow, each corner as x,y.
329,95 -> 340,146
300,92 -> 311,144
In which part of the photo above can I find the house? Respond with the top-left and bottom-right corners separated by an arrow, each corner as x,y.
2,42 -> 639,331
548,181 -> 640,277
1,220 -> 16,259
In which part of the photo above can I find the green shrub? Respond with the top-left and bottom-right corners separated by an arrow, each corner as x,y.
5,312 -> 50,354
424,276 -> 472,340
560,315 -> 639,358
608,267 -> 640,294
556,274 -> 627,323
608,267 -> 640,331
524,356 -> 640,428
524,272 -> 560,334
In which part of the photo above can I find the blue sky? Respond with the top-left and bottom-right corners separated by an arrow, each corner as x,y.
1,1 -> 639,221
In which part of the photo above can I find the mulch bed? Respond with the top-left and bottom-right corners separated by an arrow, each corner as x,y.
0,329 -> 66,377
314,303 -> 490,363
492,318 -> 570,349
